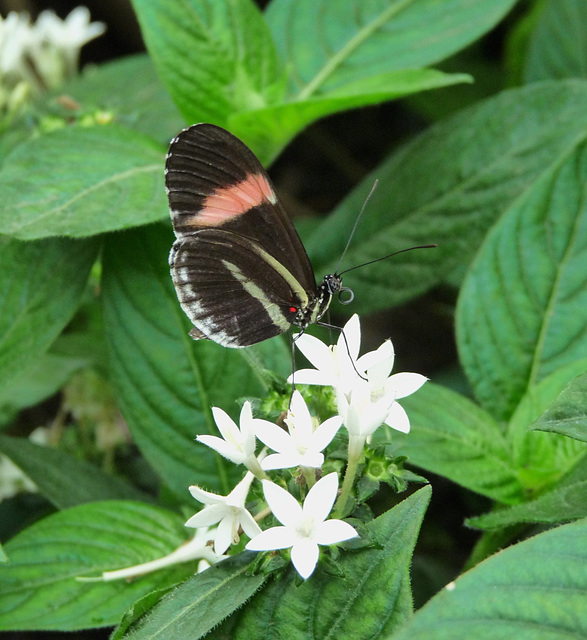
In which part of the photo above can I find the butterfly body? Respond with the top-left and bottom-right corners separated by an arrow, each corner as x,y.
166,123 -> 342,348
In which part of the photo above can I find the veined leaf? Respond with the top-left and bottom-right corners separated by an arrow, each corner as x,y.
0,125 -> 166,240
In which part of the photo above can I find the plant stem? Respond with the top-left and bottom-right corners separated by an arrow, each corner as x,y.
333,435 -> 365,518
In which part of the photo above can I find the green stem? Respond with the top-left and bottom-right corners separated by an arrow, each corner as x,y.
333,435 -> 365,518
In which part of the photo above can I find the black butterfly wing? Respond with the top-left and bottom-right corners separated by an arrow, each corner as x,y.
165,123 -> 316,293
170,229 -> 309,347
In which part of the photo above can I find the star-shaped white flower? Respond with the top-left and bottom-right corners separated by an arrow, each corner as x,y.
246,473 -> 358,579
338,339 -> 427,437
289,314 -> 362,395
251,391 -> 342,470
186,472 -> 261,554
197,401 -> 263,475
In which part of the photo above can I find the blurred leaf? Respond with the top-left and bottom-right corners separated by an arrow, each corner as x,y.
0,351 -> 88,428
468,456 -> 587,530
233,487 -> 430,640
0,501 -> 193,631
0,236 -> 99,387
0,124 -> 166,240
307,81 -> 587,316
389,383 -> 523,504
457,139 -> 587,422
131,0 -> 284,127
266,0 -> 516,96
525,0 -> 587,82
230,69 -> 472,164
101,224 -> 290,499
55,54 -> 185,144
531,370 -> 587,442
388,519 -> 587,640
118,553 -> 265,639
0,435 -> 151,509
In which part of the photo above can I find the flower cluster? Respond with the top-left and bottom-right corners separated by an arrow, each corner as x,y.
0,7 -> 105,125
99,315 -> 426,581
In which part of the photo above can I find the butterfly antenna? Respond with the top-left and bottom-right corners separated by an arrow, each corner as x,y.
338,244 -> 437,277
334,179 -> 379,275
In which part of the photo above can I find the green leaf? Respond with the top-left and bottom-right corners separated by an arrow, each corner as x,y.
525,0 -> 587,82
457,138 -> 587,423
0,501 -> 193,631
0,124 -> 166,240
266,0 -> 516,98
230,69 -> 471,164
388,518 -> 587,640
531,370 -> 587,442
233,487 -> 431,640
306,81 -> 587,315
55,54 -> 185,144
468,456 -> 587,530
387,384 -> 523,504
0,435 -> 150,509
0,236 -> 99,387
118,553 -> 266,639
0,351 -> 88,428
131,0 -> 284,126
101,224 -> 290,498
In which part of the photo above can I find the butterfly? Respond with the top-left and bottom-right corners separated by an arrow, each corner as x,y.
165,123 -> 345,348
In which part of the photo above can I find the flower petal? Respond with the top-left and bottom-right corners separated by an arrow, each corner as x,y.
292,333 -> 334,375
239,509 -> 263,540
315,519 -> 358,545
339,314 -> 361,361
196,435 -> 245,464
303,473 -> 338,523
211,407 -> 241,444
214,515 -> 234,554
252,419 -> 292,453
291,539 -> 320,579
185,504 -> 226,528
262,480 -> 302,527
288,391 -> 313,440
387,372 -> 428,399
246,526 -> 296,551
189,485 -> 224,506
384,401 -> 411,433
310,415 -> 342,451
261,452 -> 302,470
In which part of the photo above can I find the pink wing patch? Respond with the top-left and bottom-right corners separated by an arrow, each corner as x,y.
197,173 -> 276,226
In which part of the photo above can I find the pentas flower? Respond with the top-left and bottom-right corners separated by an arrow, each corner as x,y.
246,473 -> 358,579
186,472 -> 262,555
251,391 -> 342,470
289,314 -> 361,395
197,401 -> 264,477
338,339 -> 427,437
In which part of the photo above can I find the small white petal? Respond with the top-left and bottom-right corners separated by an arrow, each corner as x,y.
261,452 -> 304,470
246,526 -> 296,551
185,504 -> 226,528
291,539 -> 320,579
211,407 -> 242,444
196,435 -> 244,464
239,509 -> 263,540
214,516 -> 233,554
310,415 -> 342,451
252,419 -> 292,453
303,473 -> 338,523
262,480 -> 302,528
189,485 -> 224,506
384,401 -> 411,433
387,372 -> 428,399
315,519 -> 358,545
288,391 -> 313,440
291,334 -> 335,377
290,369 -> 334,386
339,314 -> 361,361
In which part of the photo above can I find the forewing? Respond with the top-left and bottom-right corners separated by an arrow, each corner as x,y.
165,123 -> 316,293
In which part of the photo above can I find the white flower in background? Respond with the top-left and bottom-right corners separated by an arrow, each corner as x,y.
252,391 -> 342,470
186,472 -> 262,555
246,473 -> 358,579
0,6 -> 105,124
197,401 -> 264,476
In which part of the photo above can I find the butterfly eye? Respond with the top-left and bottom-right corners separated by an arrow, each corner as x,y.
338,287 -> 354,305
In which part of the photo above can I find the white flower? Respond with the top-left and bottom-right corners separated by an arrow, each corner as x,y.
289,314 -> 361,395
251,391 -> 342,470
94,527 -> 221,582
246,473 -> 358,579
338,339 -> 427,437
186,472 -> 261,554
197,401 -> 259,469
36,7 -> 106,50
